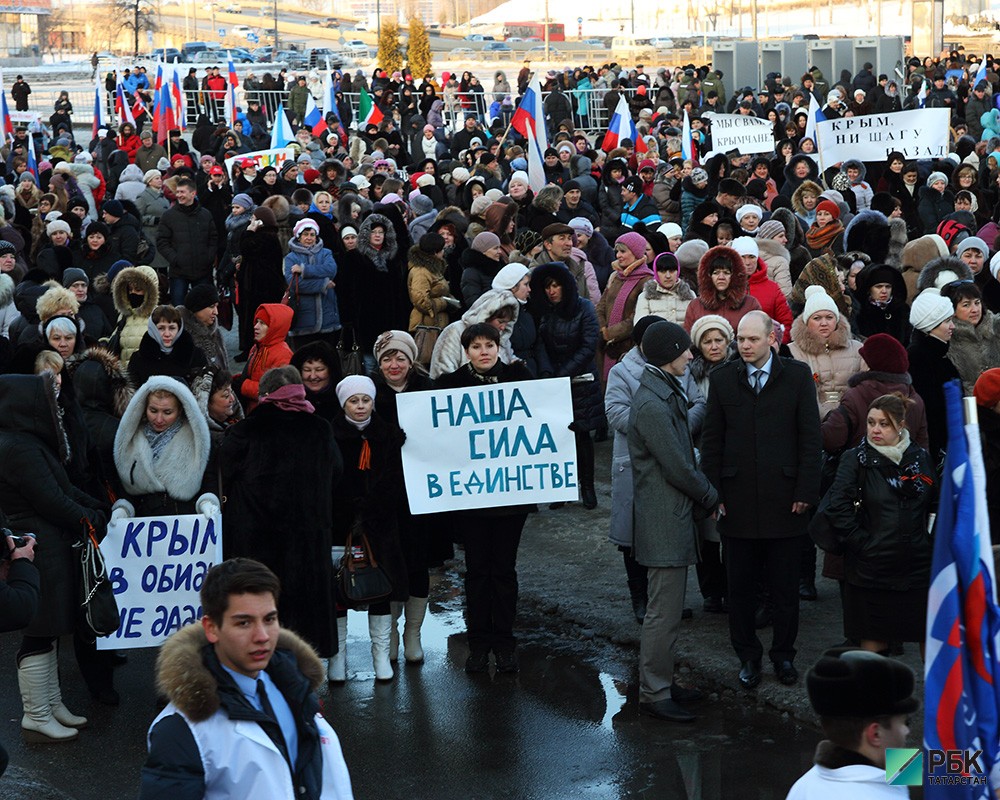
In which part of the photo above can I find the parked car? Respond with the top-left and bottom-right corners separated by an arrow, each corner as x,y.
582,38 -> 605,46
150,47 -> 182,62
229,47 -> 255,62
191,50 -> 227,64
484,42 -> 512,53
232,24 -> 252,35
526,45 -> 561,57
323,17 -> 339,27
344,39 -> 369,55
449,47 -> 476,57
221,3 -> 240,11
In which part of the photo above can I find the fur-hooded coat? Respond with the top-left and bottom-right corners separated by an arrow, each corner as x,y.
154,623 -> 324,722
916,255 -> 974,294
110,265 -> 160,367
429,288 -> 519,379
788,314 -> 867,418
114,375 -> 210,505
356,212 -> 399,268
791,179 -> 824,217
683,245 -> 762,333
949,310 -> 1000,395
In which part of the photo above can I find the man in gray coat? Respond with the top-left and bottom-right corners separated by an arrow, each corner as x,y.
628,321 -> 718,723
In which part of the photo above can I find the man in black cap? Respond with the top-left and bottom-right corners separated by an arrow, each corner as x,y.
786,649 -> 917,798
620,176 -> 660,230
11,75 -> 30,112
628,321 -> 718,723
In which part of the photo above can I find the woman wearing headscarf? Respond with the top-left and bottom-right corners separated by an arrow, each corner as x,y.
0,373 -> 108,742
218,192 -> 255,306
328,374 -> 408,683
220,364 -> 343,675
283,217 -> 341,351
595,232 -> 655,381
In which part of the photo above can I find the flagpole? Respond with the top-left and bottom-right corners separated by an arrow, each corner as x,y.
495,118 -> 516,150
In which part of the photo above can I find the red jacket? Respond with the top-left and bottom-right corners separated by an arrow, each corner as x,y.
116,133 -> 142,163
748,258 -> 793,343
206,74 -> 227,101
237,303 -> 294,409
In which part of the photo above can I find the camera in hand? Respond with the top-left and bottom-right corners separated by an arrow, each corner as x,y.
2,528 -> 30,560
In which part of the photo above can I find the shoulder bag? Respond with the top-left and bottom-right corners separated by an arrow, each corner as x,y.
809,464 -> 865,556
337,324 -> 364,376
336,523 -> 391,605
76,517 -> 120,641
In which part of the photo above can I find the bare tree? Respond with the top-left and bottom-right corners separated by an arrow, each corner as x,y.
115,0 -> 158,57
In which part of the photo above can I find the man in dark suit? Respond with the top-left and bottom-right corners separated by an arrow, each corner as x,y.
700,311 -> 821,690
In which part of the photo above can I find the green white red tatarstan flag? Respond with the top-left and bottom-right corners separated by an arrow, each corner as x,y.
359,87 -> 383,127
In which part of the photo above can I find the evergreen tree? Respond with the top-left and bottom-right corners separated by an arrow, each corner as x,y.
407,18 -> 432,81
377,19 -> 403,76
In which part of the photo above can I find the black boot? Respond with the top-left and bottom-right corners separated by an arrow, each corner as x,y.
628,579 -> 647,624
576,432 -> 597,509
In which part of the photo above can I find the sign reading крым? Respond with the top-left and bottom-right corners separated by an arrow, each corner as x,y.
396,377 -> 579,514
97,513 -> 222,650
815,107 -> 950,167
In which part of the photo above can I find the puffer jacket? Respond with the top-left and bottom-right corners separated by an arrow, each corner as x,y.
283,237 -> 340,337
234,303 -> 294,408
788,314 -> 866,419
747,260 -> 793,343
917,185 -> 955,234
632,276 -> 694,325
529,263 -> 602,431
429,289 -> 518,379
110,265 -> 160,367
407,245 -> 451,330
948,311 -> 1000,395
114,163 -> 146,203
824,437 -> 935,590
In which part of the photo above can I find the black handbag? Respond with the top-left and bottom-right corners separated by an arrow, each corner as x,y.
336,325 -> 364,376
336,524 -> 391,605
77,518 -> 120,641
809,465 -> 865,556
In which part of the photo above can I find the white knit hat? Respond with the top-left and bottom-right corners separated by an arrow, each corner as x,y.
349,175 -> 370,190
335,375 -> 377,406
508,170 -> 530,188
340,226 -> 358,238
802,284 -> 840,322
690,314 -> 734,347
451,167 -> 470,183
492,263 -> 530,291
731,237 -> 759,258
735,204 -> 761,224
991,251 -> 1000,281
909,288 -> 954,333
46,219 -> 71,236
415,173 -> 436,188
657,222 -> 683,239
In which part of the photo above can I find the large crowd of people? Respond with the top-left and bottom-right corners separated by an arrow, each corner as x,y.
2,45 -> 1000,794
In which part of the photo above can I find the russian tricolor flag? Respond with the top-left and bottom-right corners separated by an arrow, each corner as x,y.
170,61 -> 185,130
601,94 -> 647,154
115,79 -> 135,126
92,80 -> 104,140
804,92 -> 825,144
303,93 -> 327,137
25,141 -> 37,178
226,52 -> 239,127
510,76 -> 547,193
0,68 -> 11,141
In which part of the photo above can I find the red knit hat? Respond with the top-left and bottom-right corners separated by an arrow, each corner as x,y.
974,368 -> 1000,408
858,333 -> 908,374
816,199 -> 840,220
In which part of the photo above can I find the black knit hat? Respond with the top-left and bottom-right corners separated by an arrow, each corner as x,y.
184,283 -> 220,313
806,648 -> 919,718
418,232 -> 445,254
641,320 -> 691,366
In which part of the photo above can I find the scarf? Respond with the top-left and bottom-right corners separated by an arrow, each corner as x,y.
805,220 -> 844,252
308,202 -> 334,220
147,316 -> 183,354
225,206 -> 255,231
143,419 -> 183,461
463,360 -> 502,384
608,261 -> 654,327
259,383 -> 314,414
861,431 -> 933,498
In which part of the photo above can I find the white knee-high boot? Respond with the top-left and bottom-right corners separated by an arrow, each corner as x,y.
47,648 -> 87,728
17,652 -> 78,743
327,617 -> 348,683
389,601 -> 404,661
368,613 -> 394,681
403,596 -> 429,664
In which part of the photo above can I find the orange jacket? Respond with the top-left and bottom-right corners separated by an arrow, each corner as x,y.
237,303 -> 294,409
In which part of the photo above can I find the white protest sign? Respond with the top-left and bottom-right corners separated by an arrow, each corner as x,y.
396,377 -> 579,514
223,146 -> 295,180
97,513 -> 222,650
815,108 -> 950,168
703,113 -> 774,154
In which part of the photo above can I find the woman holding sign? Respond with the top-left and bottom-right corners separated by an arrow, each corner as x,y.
437,323 -> 534,675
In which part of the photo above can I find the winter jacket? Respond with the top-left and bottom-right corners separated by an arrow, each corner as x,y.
127,328 -> 209,389
679,177 -> 710,230
134,187 -> 170,254
756,237 -> 793,300
284,239 -> 340,337
908,330 -> 961,462
628,364 -> 718,568
66,162 -> 101,221
748,261 -> 794,343
529,263 -> 602,431
824,438 -> 935,590
157,199 -> 218,281
595,262 -> 655,372
115,163 -> 146,203
459,247 -> 504,310
948,312 -> 1000,395
529,247 -> 600,306
110,265 -> 160,367
788,315 -> 867,419
429,289 -> 518,380
107,212 -> 143,265
822,370 -> 928,454
114,375 -> 210,514
683,246 -> 763,334
234,303 -> 294,408
135,143 -> 168,174
180,305 -> 229,373
620,194 -> 661,230
786,741 -> 910,800
0,272 -> 20,337
918,185 -> 955,234
406,245 -> 451,330
855,263 -> 912,344
139,624 -> 353,800
219,401 -> 342,653
0,374 -> 107,638
632,277 -> 693,325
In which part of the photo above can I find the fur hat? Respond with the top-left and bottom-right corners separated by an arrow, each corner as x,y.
718,178 -> 743,197
842,210 -> 889,263
806,649 -> 918,718
802,284 -> 840,322
690,314 -> 734,347
373,330 -> 417,364
916,256 -> 973,293
909,288 -> 954,333
974,368 -> 1000,408
926,171 -> 948,188
418,232 -> 445,254
335,375 -> 376,405
731,237 -> 758,258
859,333 -> 908,374
641,320 -> 691,366
615,231 -> 648,261
492,263 -> 530,291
